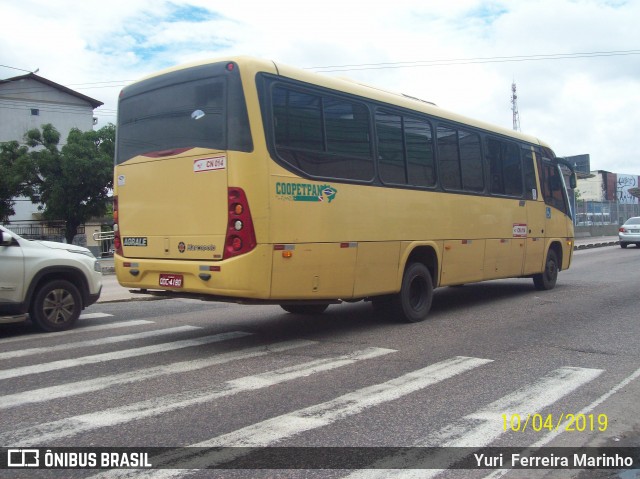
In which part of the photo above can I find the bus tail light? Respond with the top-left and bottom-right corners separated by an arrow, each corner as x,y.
224,187 -> 256,259
113,196 -> 123,257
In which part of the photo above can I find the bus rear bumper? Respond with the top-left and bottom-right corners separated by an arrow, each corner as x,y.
114,245 -> 273,300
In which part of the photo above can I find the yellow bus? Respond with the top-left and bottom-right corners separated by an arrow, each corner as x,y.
113,56 -> 576,322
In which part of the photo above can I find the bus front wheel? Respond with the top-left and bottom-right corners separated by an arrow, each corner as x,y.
533,249 -> 559,291
392,262 -> 434,323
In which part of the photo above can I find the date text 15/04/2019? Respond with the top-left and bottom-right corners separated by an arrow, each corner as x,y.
502,413 -> 608,432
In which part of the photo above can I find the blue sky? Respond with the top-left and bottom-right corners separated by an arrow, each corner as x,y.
1,0 -> 639,174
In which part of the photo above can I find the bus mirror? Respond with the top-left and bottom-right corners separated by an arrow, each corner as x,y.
569,174 -> 577,189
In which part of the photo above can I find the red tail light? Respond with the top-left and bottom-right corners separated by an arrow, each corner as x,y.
619,227 -> 626,233
113,196 -> 123,256
224,187 -> 256,259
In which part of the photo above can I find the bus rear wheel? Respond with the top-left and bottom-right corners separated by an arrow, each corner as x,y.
533,249 -> 559,291
390,262 -> 434,323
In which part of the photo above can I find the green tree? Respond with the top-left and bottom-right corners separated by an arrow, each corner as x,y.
26,123 -> 114,244
0,141 -> 33,222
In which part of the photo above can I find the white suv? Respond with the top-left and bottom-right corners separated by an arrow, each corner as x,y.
0,225 -> 103,332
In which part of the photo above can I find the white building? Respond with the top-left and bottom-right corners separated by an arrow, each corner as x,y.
0,73 -> 103,222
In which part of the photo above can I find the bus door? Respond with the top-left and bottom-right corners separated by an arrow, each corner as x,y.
538,155 -> 571,239
482,138 -> 527,280
523,149 -> 546,275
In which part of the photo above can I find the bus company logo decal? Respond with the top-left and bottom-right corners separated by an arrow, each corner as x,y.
275,182 -> 338,203
193,155 -> 226,173
178,242 -> 216,252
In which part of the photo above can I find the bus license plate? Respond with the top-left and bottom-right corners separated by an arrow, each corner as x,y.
159,274 -> 183,288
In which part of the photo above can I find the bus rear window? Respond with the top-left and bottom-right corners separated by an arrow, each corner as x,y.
116,64 -> 252,164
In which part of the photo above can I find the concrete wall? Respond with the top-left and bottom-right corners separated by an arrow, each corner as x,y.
575,225 -> 619,238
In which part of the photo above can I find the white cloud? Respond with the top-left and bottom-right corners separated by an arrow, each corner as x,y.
1,0 -> 639,173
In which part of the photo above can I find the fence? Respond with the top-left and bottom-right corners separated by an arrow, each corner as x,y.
0,220 -> 80,244
574,201 -> 640,226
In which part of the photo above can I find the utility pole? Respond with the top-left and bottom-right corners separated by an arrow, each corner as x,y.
511,81 -> 521,131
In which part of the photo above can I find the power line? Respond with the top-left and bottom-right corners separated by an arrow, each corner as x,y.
307,49 -> 640,72
0,64 -> 38,74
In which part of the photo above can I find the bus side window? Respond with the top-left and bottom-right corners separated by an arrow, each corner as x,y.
272,85 -> 374,181
538,157 -> 568,214
486,137 -> 522,197
437,125 -> 483,192
376,110 -> 436,187
522,150 -> 537,200
437,126 -> 462,190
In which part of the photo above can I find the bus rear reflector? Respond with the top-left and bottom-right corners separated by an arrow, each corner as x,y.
224,187 -> 256,259
113,196 -> 123,257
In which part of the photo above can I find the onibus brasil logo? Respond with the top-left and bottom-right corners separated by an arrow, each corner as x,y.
275,182 -> 338,203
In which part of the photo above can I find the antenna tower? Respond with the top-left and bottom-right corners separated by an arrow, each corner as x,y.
511,81 -> 521,131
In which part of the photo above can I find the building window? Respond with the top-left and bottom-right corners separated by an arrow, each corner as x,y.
31,108 -> 40,116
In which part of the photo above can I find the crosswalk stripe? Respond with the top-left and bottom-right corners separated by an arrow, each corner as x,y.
79,312 -> 114,320
2,347 -> 396,446
87,355 -> 492,478
0,319 -> 152,345
345,366 -> 604,478
0,331 -> 251,381
0,325 -> 202,360
0,339 -> 317,410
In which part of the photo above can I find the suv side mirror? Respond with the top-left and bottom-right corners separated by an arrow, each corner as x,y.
0,230 -> 15,246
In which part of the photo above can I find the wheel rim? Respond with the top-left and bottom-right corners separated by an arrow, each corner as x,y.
408,275 -> 428,311
42,288 -> 76,324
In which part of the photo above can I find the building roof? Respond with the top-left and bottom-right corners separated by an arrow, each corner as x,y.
0,72 -> 103,109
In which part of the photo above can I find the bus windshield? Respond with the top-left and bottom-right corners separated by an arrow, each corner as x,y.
116,62 -> 252,164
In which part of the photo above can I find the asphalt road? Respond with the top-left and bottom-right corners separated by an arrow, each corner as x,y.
1,245 -> 639,478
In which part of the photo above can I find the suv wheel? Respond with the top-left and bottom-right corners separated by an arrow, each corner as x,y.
30,279 -> 82,332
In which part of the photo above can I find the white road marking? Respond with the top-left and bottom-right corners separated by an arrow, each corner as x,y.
0,319 -> 152,345
0,339 -> 317,410
3,347 -> 396,446
346,366 -> 603,478
79,313 -> 114,320
0,325 -> 203,360
0,331 -> 251,381
87,355 -> 492,478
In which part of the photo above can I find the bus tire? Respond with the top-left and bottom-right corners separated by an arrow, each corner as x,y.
533,249 -> 558,291
393,262 -> 433,323
30,279 -> 82,332
280,304 -> 329,315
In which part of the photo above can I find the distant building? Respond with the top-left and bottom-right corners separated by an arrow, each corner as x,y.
578,170 -> 617,202
0,73 -> 103,222
577,170 -> 639,204
563,154 -> 591,175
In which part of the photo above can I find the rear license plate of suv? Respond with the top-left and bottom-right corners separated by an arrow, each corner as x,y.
159,274 -> 183,288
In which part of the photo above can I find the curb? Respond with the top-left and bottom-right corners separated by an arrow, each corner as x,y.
574,240 -> 619,250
